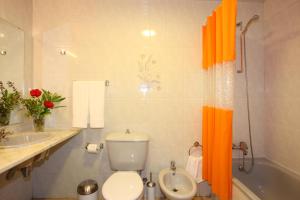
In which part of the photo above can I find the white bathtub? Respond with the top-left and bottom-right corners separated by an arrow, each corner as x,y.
232,158 -> 300,200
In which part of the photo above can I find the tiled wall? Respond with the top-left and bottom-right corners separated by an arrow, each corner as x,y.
0,0 -> 33,200
233,1 -> 264,158
31,0 -> 264,198
0,0 -> 33,91
264,0 -> 300,175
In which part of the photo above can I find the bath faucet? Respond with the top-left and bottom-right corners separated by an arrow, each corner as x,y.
239,142 -> 248,155
170,160 -> 176,172
232,141 -> 248,155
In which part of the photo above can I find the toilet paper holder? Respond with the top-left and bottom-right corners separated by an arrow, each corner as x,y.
85,143 -> 104,152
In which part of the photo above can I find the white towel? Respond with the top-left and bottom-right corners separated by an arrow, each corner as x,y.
89,81 -> 105,128
72,81 -> 105,128
72,81 -> 89,128
186,155 -> 203,183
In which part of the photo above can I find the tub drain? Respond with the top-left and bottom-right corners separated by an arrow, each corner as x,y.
172,188 -> 178,192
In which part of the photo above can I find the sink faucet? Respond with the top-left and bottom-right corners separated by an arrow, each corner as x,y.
0,128 -> 12,142
170,160 -> 176,172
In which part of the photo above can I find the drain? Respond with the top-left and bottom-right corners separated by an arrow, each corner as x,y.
172,188 -> 178,192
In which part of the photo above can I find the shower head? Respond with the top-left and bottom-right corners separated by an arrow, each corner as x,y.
242,14 -> 259,34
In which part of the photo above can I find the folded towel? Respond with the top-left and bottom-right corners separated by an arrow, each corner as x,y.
89,81 -> 105,128
186,155 -> 203,183
72,81 -> 105,128
72,81 -> 89,128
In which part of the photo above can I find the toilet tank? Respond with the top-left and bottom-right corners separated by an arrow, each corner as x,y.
106,132 -> 149,171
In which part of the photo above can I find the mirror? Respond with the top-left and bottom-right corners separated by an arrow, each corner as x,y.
0,18 -> 25,126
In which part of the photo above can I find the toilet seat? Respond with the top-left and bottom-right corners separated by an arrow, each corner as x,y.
102,171 -> 143,200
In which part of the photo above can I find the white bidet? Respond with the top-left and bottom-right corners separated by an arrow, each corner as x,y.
159,168 -> 197,200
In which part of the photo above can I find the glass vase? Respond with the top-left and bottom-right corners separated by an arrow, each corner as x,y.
0,111 -> 11,126
33,117 -> 45,132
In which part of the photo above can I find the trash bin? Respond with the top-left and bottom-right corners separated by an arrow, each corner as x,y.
77,179 -> 99,200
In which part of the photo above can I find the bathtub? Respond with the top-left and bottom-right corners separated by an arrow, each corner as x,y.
232,158 -> 300,200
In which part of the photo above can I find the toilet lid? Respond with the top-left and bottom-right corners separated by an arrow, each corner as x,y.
102,171 -> 143,200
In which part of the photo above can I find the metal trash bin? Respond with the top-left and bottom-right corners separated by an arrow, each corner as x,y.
77,179 -> 99,200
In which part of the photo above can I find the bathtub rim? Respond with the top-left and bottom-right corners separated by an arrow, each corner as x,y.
232,177 -> 261,200
233,157 -> 300,200
264,156 -> 300,182
233,157 -> 300,182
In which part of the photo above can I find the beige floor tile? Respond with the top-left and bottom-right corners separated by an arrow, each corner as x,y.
32,199 -> 75,200
33,197 -> 211,200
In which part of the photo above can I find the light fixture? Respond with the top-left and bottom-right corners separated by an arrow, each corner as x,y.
142,29 -> 156,37
59,49 -> 77,58
60,49 -> 66,55
0,50 -> 7,55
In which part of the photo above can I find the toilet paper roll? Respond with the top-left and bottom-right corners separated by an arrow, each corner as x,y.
86,144 -> 99,153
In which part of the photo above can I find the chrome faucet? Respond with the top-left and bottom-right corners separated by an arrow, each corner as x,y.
232,141 -> 248,155
232,141 -> 253,172
170,160 -> 176,172
0,128 -> 12,142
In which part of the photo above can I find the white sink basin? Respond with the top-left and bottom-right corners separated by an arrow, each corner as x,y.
0,132 -> 51,148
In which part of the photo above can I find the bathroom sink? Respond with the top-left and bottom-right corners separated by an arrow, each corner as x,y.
0,132 -> 51,148
159,168 -> 197,200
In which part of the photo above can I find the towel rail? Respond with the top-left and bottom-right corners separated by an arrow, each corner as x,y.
188,141 -> 202,155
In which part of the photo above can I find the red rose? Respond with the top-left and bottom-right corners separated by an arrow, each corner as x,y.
30,89 -> 42,97
44,101 -> 54,109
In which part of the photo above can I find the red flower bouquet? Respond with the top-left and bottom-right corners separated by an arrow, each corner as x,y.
22,89 -> 65,132
30,89 -> 42,97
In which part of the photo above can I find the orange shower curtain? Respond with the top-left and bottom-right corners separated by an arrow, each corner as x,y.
202,0 -> 237,200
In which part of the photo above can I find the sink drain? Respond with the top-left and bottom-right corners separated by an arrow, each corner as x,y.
172,188 -> 178,192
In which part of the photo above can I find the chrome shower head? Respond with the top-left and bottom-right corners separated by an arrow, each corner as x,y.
250,14 -> 259,20
242,14 -> 259,34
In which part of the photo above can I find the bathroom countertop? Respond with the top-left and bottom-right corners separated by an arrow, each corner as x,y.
0,128 -> 81,174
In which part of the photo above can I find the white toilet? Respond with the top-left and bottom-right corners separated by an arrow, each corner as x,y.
102,131 -> 149,200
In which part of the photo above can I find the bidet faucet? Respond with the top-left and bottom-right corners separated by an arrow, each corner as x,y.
170,160 -> 176,171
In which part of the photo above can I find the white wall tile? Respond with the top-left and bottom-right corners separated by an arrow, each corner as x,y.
264,0 -> 300,175
31,0 -> 264,198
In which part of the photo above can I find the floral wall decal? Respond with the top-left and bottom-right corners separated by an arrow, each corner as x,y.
137,54 -> 161,95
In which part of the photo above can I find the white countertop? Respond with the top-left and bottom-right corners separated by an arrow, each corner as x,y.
0,128 -> 81,174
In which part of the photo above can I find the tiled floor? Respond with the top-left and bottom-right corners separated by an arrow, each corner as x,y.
33,197 -> 212,200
